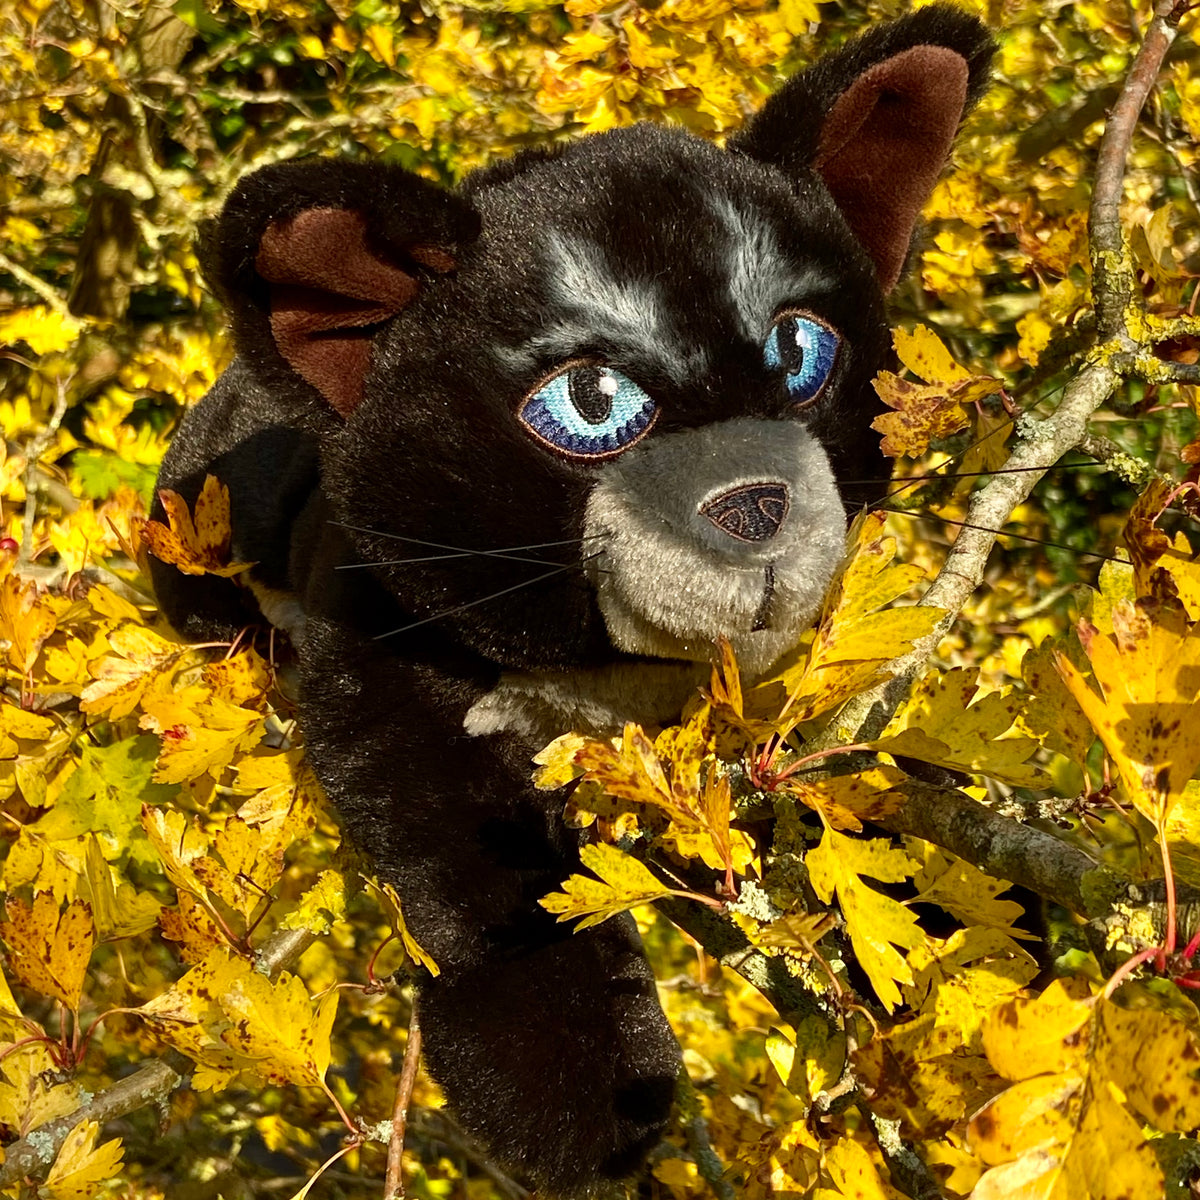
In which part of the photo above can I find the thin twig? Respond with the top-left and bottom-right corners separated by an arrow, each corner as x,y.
383,1002 -> 422,1200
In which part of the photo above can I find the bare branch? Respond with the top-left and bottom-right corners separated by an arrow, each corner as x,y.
383,1003 -> 422,1200
1090,0 -> 1189,340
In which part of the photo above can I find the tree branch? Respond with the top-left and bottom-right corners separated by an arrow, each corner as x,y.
0,926 -> 315,1190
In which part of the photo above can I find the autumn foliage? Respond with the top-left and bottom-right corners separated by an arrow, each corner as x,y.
3,1 -> 1200,1198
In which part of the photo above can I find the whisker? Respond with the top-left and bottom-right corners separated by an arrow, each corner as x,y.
840,461 -> 1103,491
338,549 -> 578,570
374,552 -> 605,640
331,520 -> 600,561
882,507 -> 1124,563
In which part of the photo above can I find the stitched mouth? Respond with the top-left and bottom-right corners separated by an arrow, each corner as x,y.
750,563 -> 776,632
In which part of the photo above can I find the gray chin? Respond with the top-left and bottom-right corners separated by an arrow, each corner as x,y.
584,417 -> 847,678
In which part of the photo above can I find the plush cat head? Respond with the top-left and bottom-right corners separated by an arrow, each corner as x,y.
202,5 -> 992,675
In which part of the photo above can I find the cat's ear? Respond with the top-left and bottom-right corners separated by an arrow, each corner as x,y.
200,159 -> 481,417
730,4 -> 994,292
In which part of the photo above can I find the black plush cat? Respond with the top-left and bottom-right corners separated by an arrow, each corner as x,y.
151,8 -> 992,1193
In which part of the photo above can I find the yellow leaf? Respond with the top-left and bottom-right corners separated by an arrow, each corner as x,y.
363,23 -> 395,67
80,623 -> 182,719
770,512 -> 942,731
870,666 -> 1047,788
821,1136 -> 893,1200
540,843 -> 675,930
1123,478 -> 1200,619
218,971 -> 338,1089
782,765 -> 908,832
893,325 -> 973,385
871,371 -> 971,459
141,684 -> 265,783
1056,599 -> 1200,824
911,843 -> 1035,939
280,870 -> 347,937
0,894 -> 94,1010
366,880 -> 439,976
0,1044 -> 81,1138
853,1010 -> 995,1135
141,476 -> 253,578
140,806 -> 211,902
83,836 -> 160,940
532,732 -> 589,790
765,1017 -> 845,1104
42,1119 -> 123,1200
981,978 -> 1091,1082
805,829 -> 922,1011
0,573 -> 58,675
0,307 -> 83,356
1098,1002 -> 1200,1132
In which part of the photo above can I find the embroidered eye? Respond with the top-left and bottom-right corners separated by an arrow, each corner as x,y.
518,365 -> 658,459
763,313 -> 840,406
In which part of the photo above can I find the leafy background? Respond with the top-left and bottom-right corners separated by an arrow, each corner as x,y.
2,0 -> 1200,1198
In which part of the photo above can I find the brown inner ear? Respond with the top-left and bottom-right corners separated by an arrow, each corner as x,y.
814,45 -> 969,293
256,208 -> 423,417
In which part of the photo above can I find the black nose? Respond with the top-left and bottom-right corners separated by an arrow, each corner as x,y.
700,482 -> 790,542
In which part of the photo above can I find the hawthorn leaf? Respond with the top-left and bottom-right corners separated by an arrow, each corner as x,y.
141,476 -> 254,577
141,683 -> 266,783
141,806 -> 213,905
819,1135 -> 894,1200
279,870 -> 348,937
1123,478 -> 1200,617
870,666 -> 1047,788
81,623 -> 183,719
872,371 -> 971,458
1056,598 -> 1200,824
158,890 -> 227,964
218,970 -> 338,1089
367,880 -> 439,976
575,720 -> 751,873
782,765 -> 908,832
981,978 -> 1092,1081
805,828 -> 922,1011
83,835 -> 161,940
765,1017 -> 845,1104
852,1012 -> 994,1136
0,1044 -> 81,1138
893,324 -> 973,384
1098,1002 -> 1200,1133
910,843 -> 1035,939
0,571 -> 59,674
202,647 -> 272,706
1018,638 -> 1095,765
137,947 -> 261,1087
870,326 -> 1003,458
196,816 -> 286,922
533,731 -> 590,789
770,512 -> 942,731
41,1119 -> 124,1200
36,735 -> 170,867
970,1077 -> 1164,1200
540,842 -> 675,930
0,893 -> 94,1010
905,926 -> 1038,1048
0,702 -> 55,759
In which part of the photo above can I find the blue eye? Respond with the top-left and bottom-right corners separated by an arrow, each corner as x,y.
518,365 -> 658,459
763,313 -> 840,406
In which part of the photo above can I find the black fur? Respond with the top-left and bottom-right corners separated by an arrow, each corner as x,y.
152,9 -> 993,1194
